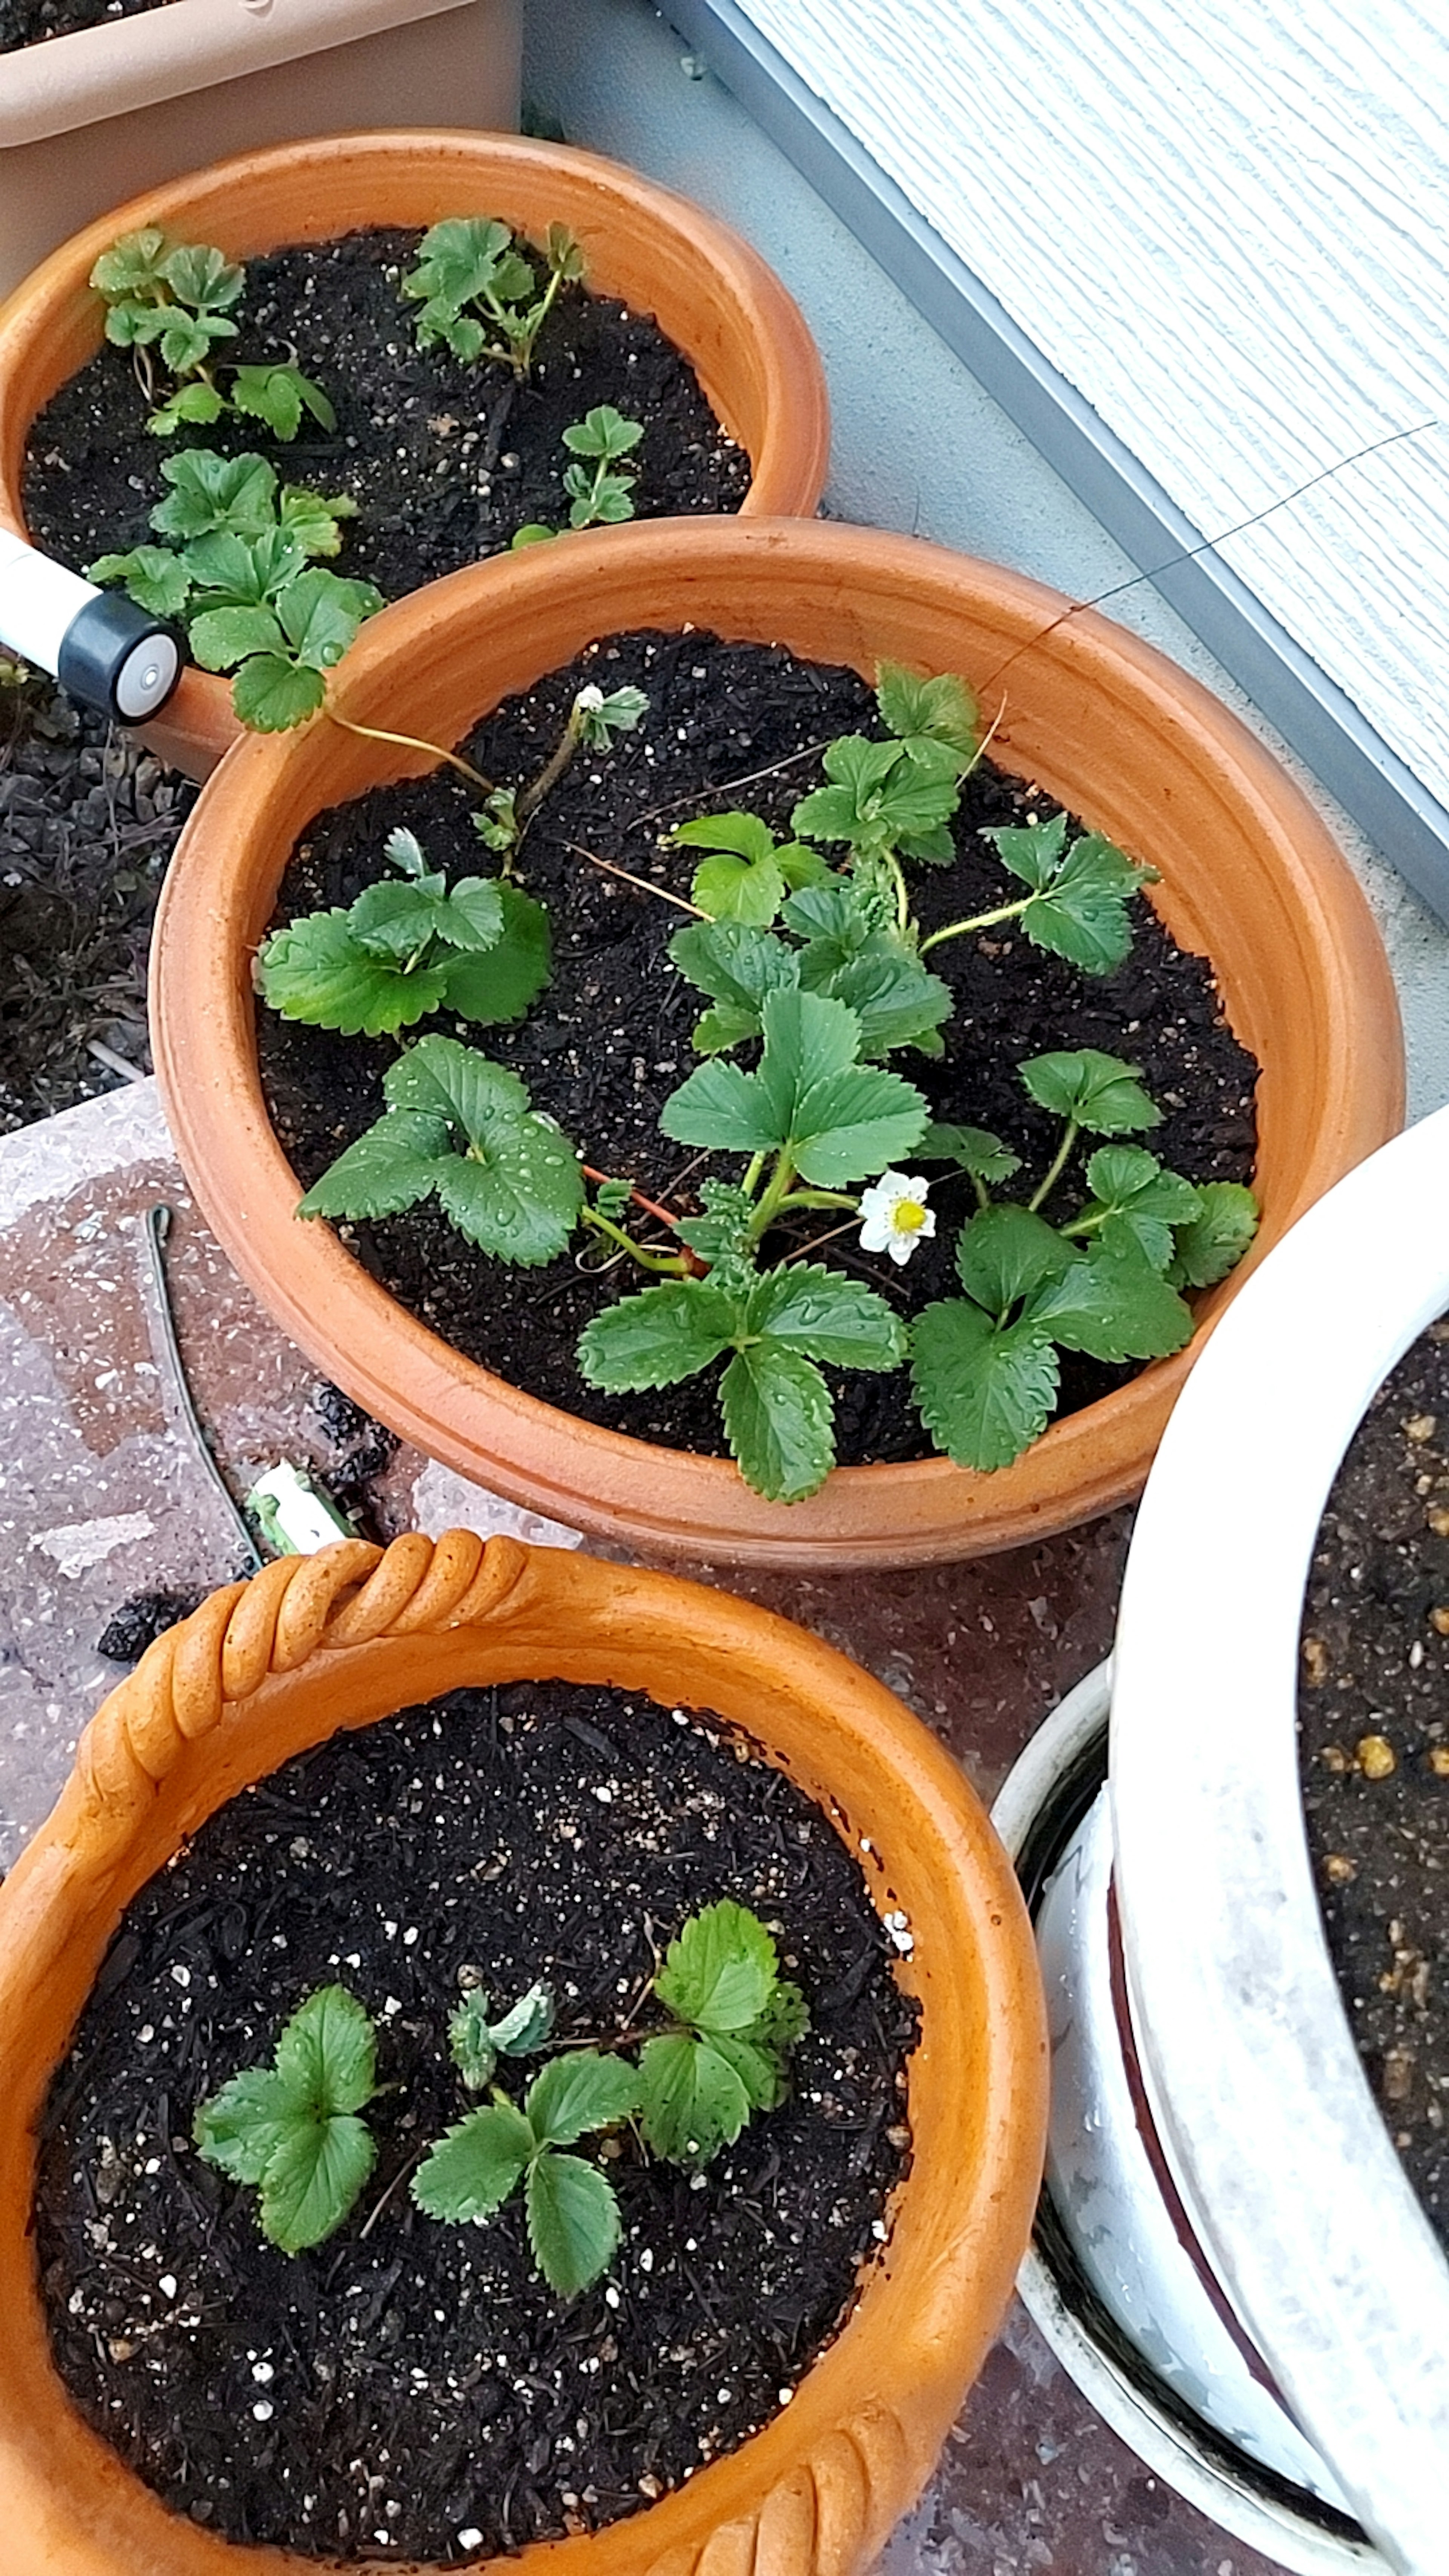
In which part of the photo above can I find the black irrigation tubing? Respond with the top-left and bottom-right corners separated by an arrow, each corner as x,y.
142,1203 -> 265,1576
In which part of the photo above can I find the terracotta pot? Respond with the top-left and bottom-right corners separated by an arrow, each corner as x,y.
0,0 -> 521,307
0,1530 -> 1046,2575
150,515 -> 1405,1570
0,131 -> 831,777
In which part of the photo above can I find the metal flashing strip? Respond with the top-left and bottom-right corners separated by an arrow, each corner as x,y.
662,0 -> 1449,927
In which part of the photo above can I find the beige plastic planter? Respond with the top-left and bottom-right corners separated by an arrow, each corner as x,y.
151,515 -> 1406,1570
0,1530 -> 1048,2574
0,0 -> 521,304
0,130 -> 831,778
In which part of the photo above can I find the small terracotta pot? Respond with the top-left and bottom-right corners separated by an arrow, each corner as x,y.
0,130 -> 830,777
150,515 -> 1406,1570
0,1531 -> 1047,2575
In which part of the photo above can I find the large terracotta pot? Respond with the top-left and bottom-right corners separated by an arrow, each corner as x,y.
0,1530 -> 1047,2575
150,515 -> 1405,1570
0,130 -> 831,778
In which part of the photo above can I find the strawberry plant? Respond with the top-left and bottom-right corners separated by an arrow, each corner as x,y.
412,2050 -> 641,2295
401,217 -> 584,378
257,826 -> 550,1036
88,450 -> 380,731
192,1985 -> 377,2254
269,657 -> 1259,1498
90,230 -> 334,441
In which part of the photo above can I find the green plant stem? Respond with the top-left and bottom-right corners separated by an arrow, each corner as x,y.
580,1205 -> 688,1275
515,707 -> 583,829
323,711 -> 495,797
883,847 -> 911,934
747,1154 -> 800,1245
919,895 -> 1032,956
778,1188 -> 858,1213
1028,1119 -> 1081,1215
740,1153 -> 767,1199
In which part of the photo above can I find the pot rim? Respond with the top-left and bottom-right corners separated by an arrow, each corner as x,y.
1112,1103 -> 1449,2571
995,1664 -> 1387,2576
149,512 -> 1404,1569
0,1532 -> 1047,2576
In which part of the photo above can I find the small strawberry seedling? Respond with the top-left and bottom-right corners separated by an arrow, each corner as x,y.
193,1985 -> 378,2255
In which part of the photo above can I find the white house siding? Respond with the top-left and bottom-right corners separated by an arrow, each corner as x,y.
730,0 -> 1449,814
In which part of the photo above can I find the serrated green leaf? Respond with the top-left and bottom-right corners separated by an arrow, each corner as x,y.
561,404 -> 644,459
662,988 -> 927,1187
577,1276 -> 743,1391
231,655 -> 326,732
792,734 -> 959,856
86,546 -> 192,621
1026,1236 -> 1194,1362
279,484 -> 357,558
260,912 -> 447,1035
780,879 -> 880,952
183,525 -> 306,605
749,1978 -> 810,2056
297,1110 -> 451,1217
656,1899 -> 778,2033
807,941 -> 952,1059
911,1302 -> 1061,1471
692,850 -> 786,926
954,1203 -> 1075,1317
231,363 -> 335,442
720,1341 -> 835,1501
439,883 -> 551,1026
193,2066 -> 297,2184
918,1122 -> 1022,1184
671,811 -> 778,864
275,566 -> 380,671
91,229 -> 169,298
668,920 -> 800,1034
188,601 -> 288,672
434,1120 -> 583,1265
876,661 -> 980,763
273,1985 -> 377,2116
1019,831 -> 1153,975
637,2031 -> 754,2166
384,826 -> 427,879
490,1982 -> 557,2058
525,2050 -> 641,2147
449,1989 -> 498,2092
1075,1146 -> 1200,1271
259,2112 -> 374,2255
525,2149 -> 621,2294
148,381 -> 227,435
711,2030 -> 788,2113
986,812 -> 1069,887
162,241 -> 244,312
1019,1049 -> 1162,1135
746,1263 -> 904,1370
411,2101 -> 535,2222
157,310 -> 234,376
575,684 -> 648,745
672,1180 -> 755,1265
152,448 -> 277,540
1166,1180 -> 1259,1289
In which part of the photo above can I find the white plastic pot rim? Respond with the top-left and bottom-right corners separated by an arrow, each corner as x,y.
0,0 -> 480,151
1111,1103 -> 1449,2576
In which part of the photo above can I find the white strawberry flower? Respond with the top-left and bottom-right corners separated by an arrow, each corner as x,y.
857,1172 -> 936,1266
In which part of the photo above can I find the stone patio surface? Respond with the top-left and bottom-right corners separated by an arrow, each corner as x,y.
0,1074 -> 1284,2575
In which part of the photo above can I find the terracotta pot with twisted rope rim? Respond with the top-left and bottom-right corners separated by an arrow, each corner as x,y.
149,515 -> 1406,1570
0,129 -> 831,780
0,1532 -> 1044,2576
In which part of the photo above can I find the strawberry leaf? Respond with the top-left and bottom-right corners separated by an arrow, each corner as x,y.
411,2101 -> 535,2222
655,1899 -> 778,2033
911,1302 -> 1061,1470
637,2032 -> 753,2166
720,1341 -> 835,1501
1019,1049 -> 1162,1135
1166,1179 -> 1259,1288
525,2150 -> 622,2295
524,2050 -> 641,2147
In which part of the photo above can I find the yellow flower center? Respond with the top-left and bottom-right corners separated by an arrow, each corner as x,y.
894,1198 -> 927,1233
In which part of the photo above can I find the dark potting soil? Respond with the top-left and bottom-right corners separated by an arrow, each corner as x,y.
35,1678 -> 917,2561
0,674 -> 195,1130
257,627 -> 1261,1468
0,0 -> 167,48
23,230 -> 752,605
1297,1316 -> 1449,2251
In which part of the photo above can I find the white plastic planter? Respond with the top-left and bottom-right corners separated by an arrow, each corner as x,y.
0,0 -> 520,303
1109,1102 -> 1449,2574
995,1668 -> 1380,2576
997,1103 -> 1449,2576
